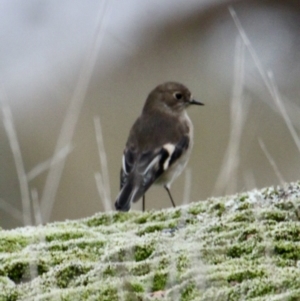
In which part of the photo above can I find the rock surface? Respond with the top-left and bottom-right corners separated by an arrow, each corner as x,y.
1,182 -> 300,300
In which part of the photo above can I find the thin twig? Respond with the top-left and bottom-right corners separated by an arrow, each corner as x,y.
27,144 -> 73,181
0,198 -> 23,222
214,35 -> 248,195
1,103 -> 32,225
40,0 -> 110,222
94,116 -> 111,209
31,188 -> 43,225
229,6 -> 300,154
258,138 -> 285,185
267,71 -> 300,152
228,7 -> 273,93
30,188 -> 45,283
95,173 -> 112,211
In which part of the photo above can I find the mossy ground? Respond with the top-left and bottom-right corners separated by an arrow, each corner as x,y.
1,182 -> 300,300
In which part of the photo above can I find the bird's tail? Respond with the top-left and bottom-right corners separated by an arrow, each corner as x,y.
114,176 -> 145,211
115,149 -> 167,211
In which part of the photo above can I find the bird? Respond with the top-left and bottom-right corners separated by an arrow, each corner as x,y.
115,82 -> 204,212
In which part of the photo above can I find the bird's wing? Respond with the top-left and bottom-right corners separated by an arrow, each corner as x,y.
120,134 -> 190,194
120,147 -> 136,189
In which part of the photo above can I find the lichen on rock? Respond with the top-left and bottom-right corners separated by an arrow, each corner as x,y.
1,182 -> 300,300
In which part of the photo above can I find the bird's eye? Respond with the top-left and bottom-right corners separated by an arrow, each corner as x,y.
173,92 -> 183,100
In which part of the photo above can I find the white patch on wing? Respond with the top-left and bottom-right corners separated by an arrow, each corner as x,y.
142,155 -> 160,176
162,143 -> 176,170
163,143 -> 175,155
122,154 -> 128,175
129,186 -> 139,203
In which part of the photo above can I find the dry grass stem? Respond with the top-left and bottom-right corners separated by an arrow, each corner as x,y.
94,116 -> 111,209
214,35 -> 248,195
2,103 -> 32,225
40,0 -> 110,222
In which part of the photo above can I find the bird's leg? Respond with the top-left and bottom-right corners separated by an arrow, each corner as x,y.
164,185 -> 176,208
142,195 -> 146,212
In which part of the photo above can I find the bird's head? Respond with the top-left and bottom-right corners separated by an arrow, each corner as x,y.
143,82 -> 204,114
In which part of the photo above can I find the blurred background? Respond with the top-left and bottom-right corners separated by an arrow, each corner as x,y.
1,0 -> 300,229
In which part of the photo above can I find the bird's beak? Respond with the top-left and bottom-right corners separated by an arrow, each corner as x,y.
189,98 -> 204,106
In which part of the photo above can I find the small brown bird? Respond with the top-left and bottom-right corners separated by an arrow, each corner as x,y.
115,82 -> 204,211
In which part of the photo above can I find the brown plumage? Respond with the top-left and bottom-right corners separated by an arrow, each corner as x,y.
115,82 -> 204,212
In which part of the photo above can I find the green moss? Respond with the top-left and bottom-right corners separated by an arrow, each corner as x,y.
137,224 -> 165,236
247,281 -> 276,298
56,264 -> 91,288
146,208 -> 181,220
180,282 -> 197,301
273,225 -> 300,241
103,265 -> 116,277
231,211 -> 255,223
113,212 -> 134,223
226,243 -> 254,258
236,202 -> 251,211
275,201 -> 295,211
5,261 -> 39,283
0,237 -> 29,253
0,291 -> 19,301
286,294 -> 300,301
172,209 -> 181,219
36,260 -> 49,276
139,221 -> 179,235
1,182 -> 300,300
262,187 -> 281,199
131,263 -> 151,276
177,254 -> 189,273
227,269 -> 264,283
123,281 -> 144,293
273,257 -> 296,268
152,272 -> 168,291
210,202 -> 225,217
188,204 -> 205,215
98,287 -> 119,301
45,231 -> 85,242
85,214 -> 112,227
110,244 -> 154,263
158,257 -> 170,270
185,217 -> 199,225
76,240 -> 105,250
238,228 -> 259,242
274,242 -> 300,260
207,223 -> 228,233
260,210 -> 287,222
134,214 -> 149,224
167,221 -> 177,229
48,243 -> 69,252
5,262 -> 27,283
49,252 -> 66,266
132,283 -> 144,293
239,195 -> 248,202
149,211 -> 168,222
134,244 -> 154,262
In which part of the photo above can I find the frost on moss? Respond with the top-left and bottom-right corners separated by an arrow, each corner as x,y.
1,182 -> 300,300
